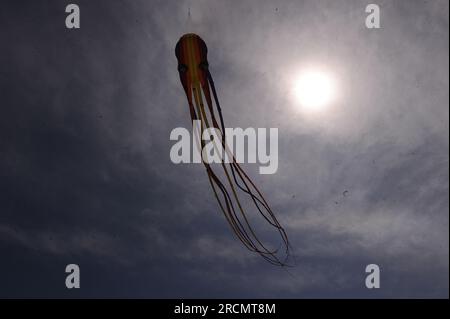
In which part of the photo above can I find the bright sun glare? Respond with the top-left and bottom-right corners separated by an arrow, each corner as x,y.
293,69 -> 336,112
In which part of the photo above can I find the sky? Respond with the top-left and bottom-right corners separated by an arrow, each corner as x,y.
0,0 -> 448,298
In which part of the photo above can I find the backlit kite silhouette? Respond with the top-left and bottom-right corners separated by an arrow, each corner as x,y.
175,34 -> 290,266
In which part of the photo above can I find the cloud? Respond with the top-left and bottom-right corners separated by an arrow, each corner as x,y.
0,0 -> 447,298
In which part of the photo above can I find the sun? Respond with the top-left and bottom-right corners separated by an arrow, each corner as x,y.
293,69 -> 336,112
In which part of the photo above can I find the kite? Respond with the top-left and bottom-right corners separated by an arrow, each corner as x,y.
175,33 -> 290,266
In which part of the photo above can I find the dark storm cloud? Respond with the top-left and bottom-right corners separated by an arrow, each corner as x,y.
0,0 -> 448,298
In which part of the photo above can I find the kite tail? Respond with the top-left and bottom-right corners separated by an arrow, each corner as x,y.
193,74 -> 291,266
206,71 -> 291,253
187,87 -> 282,265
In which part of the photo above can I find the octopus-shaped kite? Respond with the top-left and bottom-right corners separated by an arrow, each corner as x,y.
175,34 -> 290,266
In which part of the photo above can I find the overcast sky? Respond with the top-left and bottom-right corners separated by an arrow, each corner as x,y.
0,0 -> 448,298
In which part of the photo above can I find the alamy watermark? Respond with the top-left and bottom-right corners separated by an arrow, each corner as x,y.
365,264 -> 381,289
65,264 -> 80,289
170,120 -> 278,175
